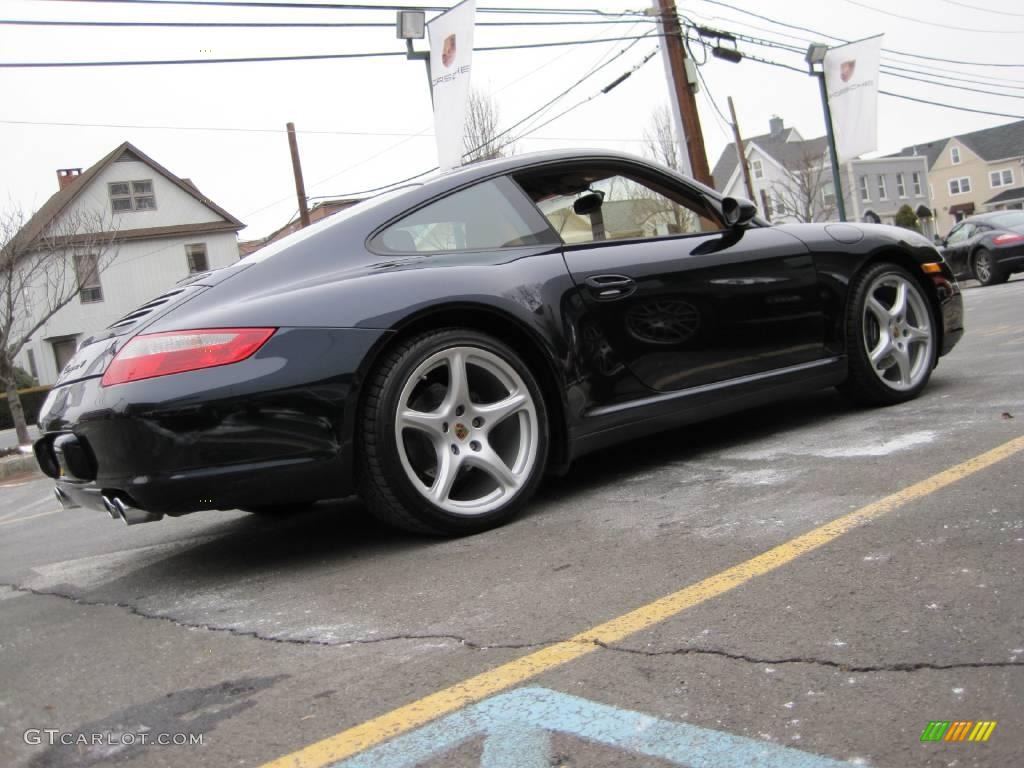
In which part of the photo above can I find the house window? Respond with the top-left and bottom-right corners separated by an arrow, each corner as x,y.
26,349 -> 38,381
774,195 -> 786,216
950,147 -> 961,165
912,171 -> 923,196
877,175 -> 888,200
185,243 -> 209,273
822,181 -> 836,207
74,253 -> 103,303
51,337 -> 79,375
858,175 -> 870,202
896,173 -> 906,198
948,177 -> 972,195
990,169 -> 1014,188
109,179 -> 156,212
751,159 -> 764,180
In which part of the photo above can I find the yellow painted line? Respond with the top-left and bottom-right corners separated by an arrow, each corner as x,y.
263,435 -> 1024,768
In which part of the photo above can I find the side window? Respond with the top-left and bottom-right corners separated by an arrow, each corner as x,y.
516,166 -> 720,246
947,224 -> 972,245
372,177 -> 558,253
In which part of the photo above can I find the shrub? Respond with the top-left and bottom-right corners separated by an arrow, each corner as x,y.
894,204 -> 920,232
0,386 -> 52,430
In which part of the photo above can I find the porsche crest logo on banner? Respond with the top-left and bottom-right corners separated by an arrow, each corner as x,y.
824,34 -> 883,162
428,0 -> 477,171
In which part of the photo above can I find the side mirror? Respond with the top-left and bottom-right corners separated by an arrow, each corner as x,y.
721,197 -> 757,228
573,191 -> 604,216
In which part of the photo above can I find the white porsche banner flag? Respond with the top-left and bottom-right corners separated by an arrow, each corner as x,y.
824,35 -> 883,162
428,0 -> 476,170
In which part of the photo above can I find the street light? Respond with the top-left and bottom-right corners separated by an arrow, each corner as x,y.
396,10 -> 432,101
806,42 -> 847,221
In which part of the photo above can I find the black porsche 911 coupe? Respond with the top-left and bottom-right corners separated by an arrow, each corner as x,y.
939,210 -> 1024,286
35,150 -> 964,535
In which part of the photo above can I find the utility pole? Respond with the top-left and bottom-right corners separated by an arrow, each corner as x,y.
727,96 -> 755,201
286,122 -> 311,228
655,0 -> 713,187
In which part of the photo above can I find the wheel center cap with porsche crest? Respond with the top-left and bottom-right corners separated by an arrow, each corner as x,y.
454,423 -> 470,441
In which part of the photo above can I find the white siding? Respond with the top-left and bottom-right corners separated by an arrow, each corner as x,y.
53,159 -> 221,234
16,231 -> 239,386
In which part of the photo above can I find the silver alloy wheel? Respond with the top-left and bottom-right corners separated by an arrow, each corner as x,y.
974,251 -> 992,283
862,273 -> 934,391
394,346 -> 539,516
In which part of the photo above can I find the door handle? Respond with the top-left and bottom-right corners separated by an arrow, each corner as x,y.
584,274 -> 636,300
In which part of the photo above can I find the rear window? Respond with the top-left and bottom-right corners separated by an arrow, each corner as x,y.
371,176 -> 559,253
988,211 -> 1024,228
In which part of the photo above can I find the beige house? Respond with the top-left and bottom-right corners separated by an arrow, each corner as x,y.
892,119 -> 1024,236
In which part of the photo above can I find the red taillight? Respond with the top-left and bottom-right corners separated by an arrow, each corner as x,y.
101,328 -> 275,386
993,233 -> 1024,245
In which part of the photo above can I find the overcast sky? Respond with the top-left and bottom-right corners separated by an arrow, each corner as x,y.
2,0 -> 1022,240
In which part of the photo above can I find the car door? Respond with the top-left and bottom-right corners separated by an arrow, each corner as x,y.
942,222 -> 974,277
514,162 -> 826,393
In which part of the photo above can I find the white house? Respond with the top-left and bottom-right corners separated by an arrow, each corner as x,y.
13,142 -> 244,385
712,117 -> 934,237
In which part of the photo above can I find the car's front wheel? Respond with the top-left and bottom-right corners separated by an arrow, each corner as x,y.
972,248 -> 1008,286
358,329 -> 548,535
839,263 -> 937,406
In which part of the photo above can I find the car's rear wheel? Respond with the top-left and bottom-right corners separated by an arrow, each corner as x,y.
358,329 -> 548,535
972,248 -> 1008,286
838,263 -> 937,406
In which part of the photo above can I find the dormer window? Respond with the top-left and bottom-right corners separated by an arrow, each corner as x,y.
109,180 -> 156,212
950,147 -> 961,165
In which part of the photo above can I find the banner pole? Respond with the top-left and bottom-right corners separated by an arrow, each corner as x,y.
816,71 -> 847,222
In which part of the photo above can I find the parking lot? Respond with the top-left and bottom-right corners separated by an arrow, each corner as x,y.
1,276 -> 1021,768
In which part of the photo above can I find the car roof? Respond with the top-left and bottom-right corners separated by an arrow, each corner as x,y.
418,148 -> 720,199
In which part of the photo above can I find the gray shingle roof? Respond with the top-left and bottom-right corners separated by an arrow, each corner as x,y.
889,118 -> 1024,168
984,186 -> 1024,205
711,129 -> 829,192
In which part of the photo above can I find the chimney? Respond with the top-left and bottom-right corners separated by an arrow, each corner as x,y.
57,168 -> 83,190
769,116 -> 784,137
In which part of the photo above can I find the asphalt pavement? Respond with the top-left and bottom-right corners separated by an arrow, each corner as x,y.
0,276 -> 1021,768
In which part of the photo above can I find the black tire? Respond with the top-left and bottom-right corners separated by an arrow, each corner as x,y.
972,248 -> 1009,286
357,328 -> 549,536
838,262 -> 938,407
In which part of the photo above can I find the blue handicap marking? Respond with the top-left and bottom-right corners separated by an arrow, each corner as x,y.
334,687 -> 860,767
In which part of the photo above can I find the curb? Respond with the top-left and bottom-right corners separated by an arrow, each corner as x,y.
0,453 -> 43,481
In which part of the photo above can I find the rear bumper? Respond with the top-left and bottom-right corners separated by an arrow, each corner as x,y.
34,326 -> 390,520
992,245 -> 1024,273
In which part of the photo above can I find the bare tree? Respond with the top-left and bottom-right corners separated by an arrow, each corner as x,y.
643,105 -> 680,172
770,147 -> 837,223
0,207 -> 118,445
463,90 -> 515,164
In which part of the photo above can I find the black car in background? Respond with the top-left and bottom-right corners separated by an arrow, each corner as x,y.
34,150 -> 964,536
940,210 -> 1024,286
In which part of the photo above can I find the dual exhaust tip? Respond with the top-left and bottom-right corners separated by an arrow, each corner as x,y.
54,487 -> 163,525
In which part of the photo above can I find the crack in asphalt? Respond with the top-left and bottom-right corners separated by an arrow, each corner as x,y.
5,583 -> 1023,673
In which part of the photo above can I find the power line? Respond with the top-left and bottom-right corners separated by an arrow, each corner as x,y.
935,0 -> 1024,15
840,0 -> 1024,33
309,47 -> 659,202
0,33 -> 664,68
48,0 -> 647,16
0,18 -> 657,29
694,24 -> 1024,97
690,0 -> 1024,67
741,51 -> 1024,120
